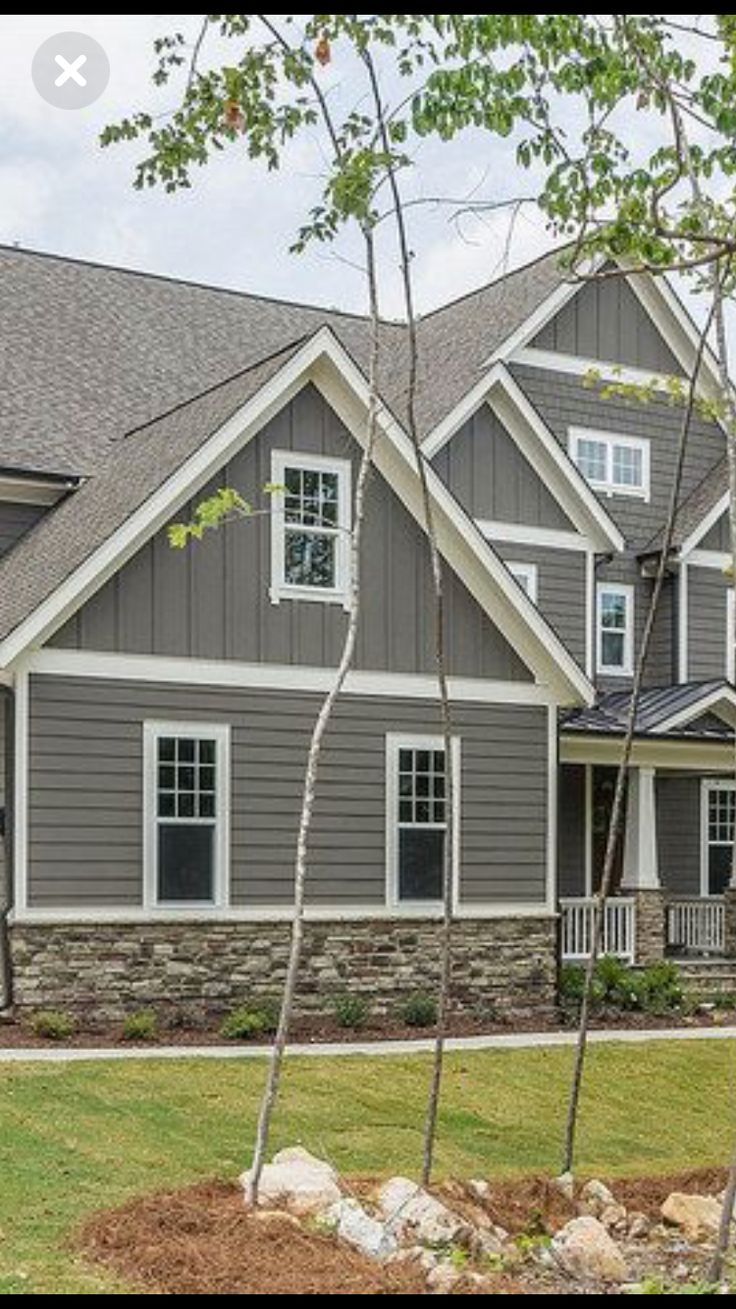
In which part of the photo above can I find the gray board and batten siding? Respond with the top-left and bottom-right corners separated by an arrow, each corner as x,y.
493,541 -> 587,672
687,565 -> 731,683
26,675 -> 550,911
50,384 -> 531,684
530,276 -> 681,375
700,513 -> 730,552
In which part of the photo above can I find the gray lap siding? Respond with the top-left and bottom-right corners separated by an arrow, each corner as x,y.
26,675 -> 549,911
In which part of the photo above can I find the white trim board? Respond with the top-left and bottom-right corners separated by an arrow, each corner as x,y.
476,520 -> 590,553
1,328 -> 592,707
512,346 -> 685,391
422,361 -> 623,554
26,649 -> 560,706
10,903 -> 556,926
0,475 -> 77,506
560,734 -> 736,770
687,549 -> 731,572
655,685 -> 736,735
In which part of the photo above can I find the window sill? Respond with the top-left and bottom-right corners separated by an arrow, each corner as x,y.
270,585 -> 350,610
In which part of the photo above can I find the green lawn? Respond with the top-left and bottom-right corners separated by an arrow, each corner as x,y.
2,1040 -> 736,1294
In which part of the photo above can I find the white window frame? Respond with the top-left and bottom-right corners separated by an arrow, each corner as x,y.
507,560 -> 538,604
569,427 -> 650,501
386,733 -> 461,913
727,589 -> 735,684
143,721 -> 230,910
270,449 -> 351,609
596,582 -> 634,677
700,778 -> 735,898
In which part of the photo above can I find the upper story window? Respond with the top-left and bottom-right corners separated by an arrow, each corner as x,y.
569,427 -> 650,501
144,722 -> 230,909
270,450 -> 351,607
597,583 -> 634,676
507,561 -> 538,604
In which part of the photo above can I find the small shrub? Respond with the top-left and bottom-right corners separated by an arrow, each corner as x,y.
121,1010 -> 158,1042
559,963 -> 586,1009
31,1010 -> 75,1040
333,994 -> 369,1030
638,961 -> 684,1015
401,992 -> 438,1028
220,1005 -> 275,1041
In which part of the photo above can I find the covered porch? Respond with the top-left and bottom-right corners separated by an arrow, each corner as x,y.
558,681 -> 736,966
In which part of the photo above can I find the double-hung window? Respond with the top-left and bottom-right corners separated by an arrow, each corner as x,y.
270,450 -> 351,606
597,583 -> 634,676
144,723 -> 229,908
570,428 -> 650,500
387,735 -> 460,907
702,780 -> 735,896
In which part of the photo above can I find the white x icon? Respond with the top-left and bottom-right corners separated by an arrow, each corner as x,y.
54,53 -> 87,87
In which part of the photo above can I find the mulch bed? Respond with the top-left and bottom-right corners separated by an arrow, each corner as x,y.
1,1008 -> 732,1050
78,1168 -> 731,1296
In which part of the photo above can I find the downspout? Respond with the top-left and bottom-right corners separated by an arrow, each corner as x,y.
0,683 -> 14,1011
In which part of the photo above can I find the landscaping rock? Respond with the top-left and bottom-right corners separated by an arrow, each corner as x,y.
579,1179 -> 619,1218
325,1198 -> 397,1261
468,1178 -> 490,1202
426,1263 -> 464,1294
551,1216 -> 629,1283
470,1226 -> 506,1259
627,1211 -> 651,1240
553,1171 -> 575,1202
661,1193 -> 722,1244
600,1202 -> 628,1233
240,1146 -> 341,1216
377,1177 -> 470,1246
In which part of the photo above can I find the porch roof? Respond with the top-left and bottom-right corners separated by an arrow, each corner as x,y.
561,680 -> 736,741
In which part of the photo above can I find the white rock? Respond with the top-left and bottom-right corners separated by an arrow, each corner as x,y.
468,1178 -> 490,1201
627,1212 -> 651,1240
470,1226 -> 506,1259
552,1215 -> 629,1283
600,1202 -> 628,1233
426,1263 -> 464,1294
240,1145 -> 341,1216
661,1193 -> 723,1243
377,1176 -> 470,1246
325,1198 -> 398,1260
553,1171 -> 575,1202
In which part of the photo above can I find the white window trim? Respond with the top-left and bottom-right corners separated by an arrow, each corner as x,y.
596,582 -> 634,677
722,586 -> 728,680
386,733 -> 461,914
700,778 -> 735,898
270,448 -> 351,609
143,721 -> 230,911
506,561 -> 538,604
569,427 -> 650,502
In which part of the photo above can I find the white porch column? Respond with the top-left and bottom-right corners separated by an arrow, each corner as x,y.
621,766 -> 660,890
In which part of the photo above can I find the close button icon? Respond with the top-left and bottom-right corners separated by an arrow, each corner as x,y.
32,32 -> 109,109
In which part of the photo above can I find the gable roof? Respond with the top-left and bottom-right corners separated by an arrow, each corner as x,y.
0,325 -> 594,704
643,457 -> 728,556
562,680 -> 736,740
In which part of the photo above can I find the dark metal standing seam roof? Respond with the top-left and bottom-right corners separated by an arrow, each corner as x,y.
561,681 -> 735,740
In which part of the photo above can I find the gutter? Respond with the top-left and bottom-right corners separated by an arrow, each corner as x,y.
0,684 -> 13,1010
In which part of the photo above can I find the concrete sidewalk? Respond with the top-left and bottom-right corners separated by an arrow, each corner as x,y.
1,1023 -> 735,1064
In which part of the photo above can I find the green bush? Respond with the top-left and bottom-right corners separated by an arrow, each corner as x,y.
220,1003 -> 279,1041
560,956 -> 684,1017
121,1010 -> 158,1042
401,992 -> 438,1028
31,1010 -> 75,1040
333,994 -> 370,1030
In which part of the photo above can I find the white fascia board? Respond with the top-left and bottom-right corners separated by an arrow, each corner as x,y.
560,733 -> 736,770
421,364 -> 623,555
512,346 -> 685,390
27,648 -> 559,706
687,549 -> 731,572
0,475 -> 77,506
312,351 -> 594,705
476,521 -> 590,552
680,492 -> 730,559
655,686 -> 736,735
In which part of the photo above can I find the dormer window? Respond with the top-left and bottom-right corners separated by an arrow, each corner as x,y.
569,428 -> 650,501
270,450 -> 351,607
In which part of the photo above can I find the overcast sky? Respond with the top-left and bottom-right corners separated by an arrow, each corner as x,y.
0,13 -> 724,331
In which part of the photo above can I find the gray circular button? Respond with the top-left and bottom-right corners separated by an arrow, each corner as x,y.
32,31 -> 110,109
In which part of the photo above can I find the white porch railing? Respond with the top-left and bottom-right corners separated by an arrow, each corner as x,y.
560,897 -> 636,963
666,897 -> 725,956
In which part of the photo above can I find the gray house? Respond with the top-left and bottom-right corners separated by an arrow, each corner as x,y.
1,244 -> 735,1023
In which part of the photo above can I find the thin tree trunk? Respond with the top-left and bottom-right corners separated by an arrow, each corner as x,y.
361,47 -> 454,1189
562,306 -> 714,1176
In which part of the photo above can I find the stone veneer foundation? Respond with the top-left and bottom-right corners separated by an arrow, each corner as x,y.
9,917 -> 557,1025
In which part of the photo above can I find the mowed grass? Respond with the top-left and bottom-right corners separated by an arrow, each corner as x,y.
2,1040 -> 736,1294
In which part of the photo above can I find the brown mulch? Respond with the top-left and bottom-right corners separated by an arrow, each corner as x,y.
80,1181 -> 427,1296
78,1168 -> 732,1297
1,1008 -> 732,1050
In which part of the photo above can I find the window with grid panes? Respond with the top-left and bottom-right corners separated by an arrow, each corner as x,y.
155,733 -> 219,903
396,745 -> 447,901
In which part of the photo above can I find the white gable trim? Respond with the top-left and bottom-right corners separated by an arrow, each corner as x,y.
0,327 -> 593,705
680,492 -> 729,559
422,362 -> 623,553
655,685 -> 736,735
513,346 -> 685,390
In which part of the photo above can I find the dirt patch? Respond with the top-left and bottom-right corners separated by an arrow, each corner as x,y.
80,1181 -> 426,1296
